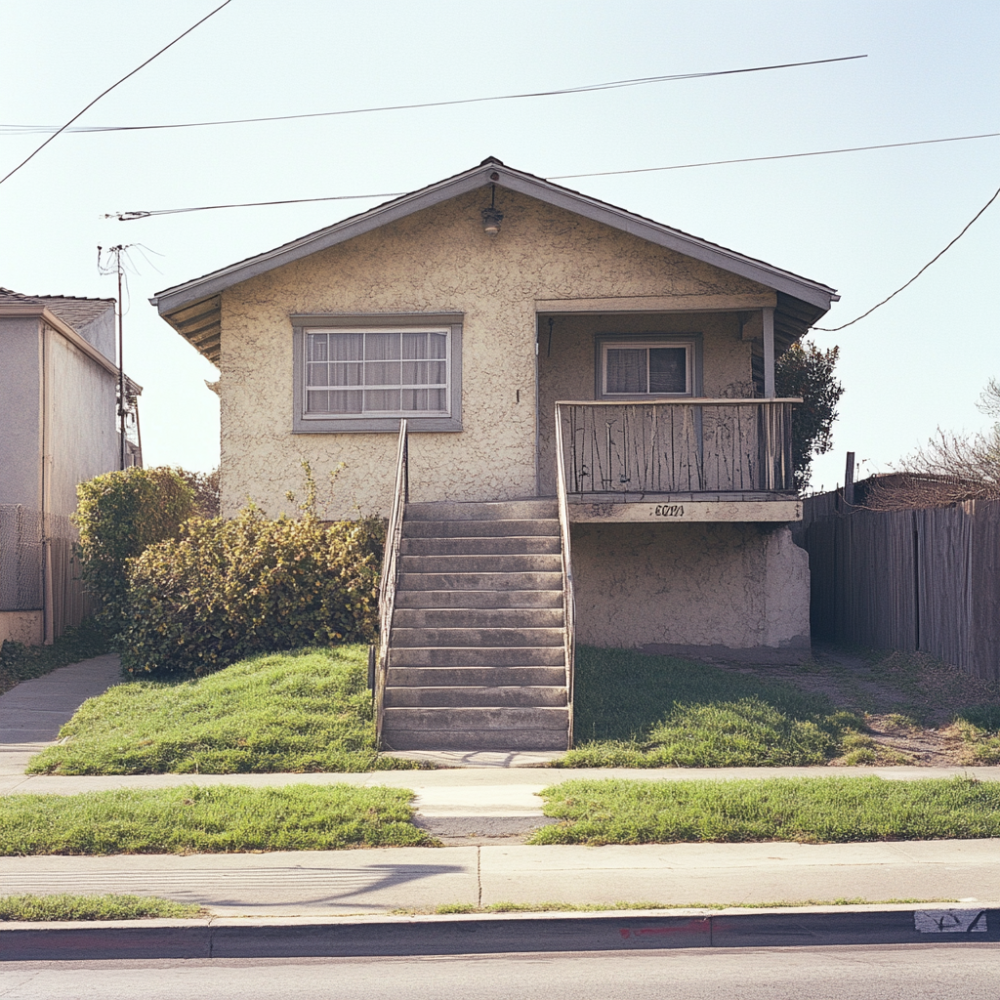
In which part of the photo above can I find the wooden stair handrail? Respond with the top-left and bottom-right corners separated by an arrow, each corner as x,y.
554,403 -> 576,750
375,419 -> 408,745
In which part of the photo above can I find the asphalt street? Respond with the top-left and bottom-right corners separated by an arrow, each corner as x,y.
2,944 -> 998,1000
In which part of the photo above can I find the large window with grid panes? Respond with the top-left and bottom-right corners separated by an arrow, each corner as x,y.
292,314 -> 462,433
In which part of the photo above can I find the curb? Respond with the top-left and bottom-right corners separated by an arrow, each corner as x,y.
2,906 -> 996,961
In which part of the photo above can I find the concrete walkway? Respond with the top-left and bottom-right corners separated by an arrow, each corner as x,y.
2,655 -> 999,918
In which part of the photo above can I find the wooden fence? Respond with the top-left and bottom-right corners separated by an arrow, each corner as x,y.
803,498 -> 999,684
0,505 -> 89,642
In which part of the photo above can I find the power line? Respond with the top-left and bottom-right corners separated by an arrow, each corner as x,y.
3,55 -> 865,136
548,131 -> 1000,180
0,0 -> 234,188
813,182 -> 1000,332
106,131 -> 1000,221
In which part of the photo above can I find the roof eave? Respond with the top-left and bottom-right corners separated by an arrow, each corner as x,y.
153,160 -> 838,322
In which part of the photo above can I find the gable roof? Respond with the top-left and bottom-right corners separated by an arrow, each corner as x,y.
152,157 -> 839,365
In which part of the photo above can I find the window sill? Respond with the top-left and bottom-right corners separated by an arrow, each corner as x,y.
292,415 -> 462,434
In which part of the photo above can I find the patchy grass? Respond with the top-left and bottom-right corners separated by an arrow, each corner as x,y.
27,646 -> 420,775
386,897 -> 960,916
0,619 -> 112,695
950,705 -> 1000,765
0,784 -> 433,855
0,894 -> 205,921
558,646 -> 861,768
530,776 -> 1000,846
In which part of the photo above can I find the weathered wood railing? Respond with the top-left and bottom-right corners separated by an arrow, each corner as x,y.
553,405 -> 576,749
555,399 -> 799,496
375,419 -> 408,745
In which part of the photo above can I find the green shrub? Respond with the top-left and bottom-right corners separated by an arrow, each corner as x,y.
74,468 -> 196,627
117,508 -> 384,678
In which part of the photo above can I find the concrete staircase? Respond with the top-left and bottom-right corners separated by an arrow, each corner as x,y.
381,500 -> 570,751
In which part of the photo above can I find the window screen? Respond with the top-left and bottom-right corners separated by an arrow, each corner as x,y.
306,330 -> 449,415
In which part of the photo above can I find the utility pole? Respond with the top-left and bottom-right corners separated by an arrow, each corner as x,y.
98,245 -> 133,470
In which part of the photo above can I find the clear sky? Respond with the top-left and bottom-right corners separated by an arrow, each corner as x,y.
1,0 -> 997,492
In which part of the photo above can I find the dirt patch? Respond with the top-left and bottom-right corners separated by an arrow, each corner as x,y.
699,644 -> 1000,767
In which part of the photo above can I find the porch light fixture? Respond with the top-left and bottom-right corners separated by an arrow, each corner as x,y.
481,183 -> 503,236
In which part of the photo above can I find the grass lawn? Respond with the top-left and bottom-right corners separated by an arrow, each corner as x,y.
0,784 -> 433,855
27,646 -> 420,775
0,894 -> 205,921
531,776 -> 1000,845
560,646 -> 861,767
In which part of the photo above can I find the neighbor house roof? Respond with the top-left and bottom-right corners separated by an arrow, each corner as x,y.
152,157 -> 839,366
0,287 -> 119,376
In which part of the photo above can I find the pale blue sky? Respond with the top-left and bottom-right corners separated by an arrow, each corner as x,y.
1,0 -> 997,490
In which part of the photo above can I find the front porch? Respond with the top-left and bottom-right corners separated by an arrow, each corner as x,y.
553,399 -> 801,523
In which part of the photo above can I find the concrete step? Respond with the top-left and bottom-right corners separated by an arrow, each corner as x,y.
395,589 -> 564,610
401,535 -> 561,556
390,627 -> 565,648
384,686 -> 567,708
403,518 -> 561,539
393,607 -> 565,629
382,706 -> 568,731
381,728 -> 569,751
388,646 -> 566,667
399,572 -> 564,592
399,554 -> 563,575
405,501 -> 558,521
386,666 -> 566,687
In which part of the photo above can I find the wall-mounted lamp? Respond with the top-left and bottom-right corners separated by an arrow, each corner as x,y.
481,183 -> 503,236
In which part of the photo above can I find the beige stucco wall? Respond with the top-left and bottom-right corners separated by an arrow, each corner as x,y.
0,610 -> 44,646
219,186 -> 772,519
572,523 -> 810,655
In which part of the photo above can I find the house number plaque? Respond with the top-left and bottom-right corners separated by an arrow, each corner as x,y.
569,501 -> 803,523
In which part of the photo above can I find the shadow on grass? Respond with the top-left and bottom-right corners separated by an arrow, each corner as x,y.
561,646 -> 861,768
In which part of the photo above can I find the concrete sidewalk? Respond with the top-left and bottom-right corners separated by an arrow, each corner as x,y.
2,839 -> 998,917
2,654 -> 999,922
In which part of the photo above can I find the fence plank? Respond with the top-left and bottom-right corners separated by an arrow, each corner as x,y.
803,497 -> 998,684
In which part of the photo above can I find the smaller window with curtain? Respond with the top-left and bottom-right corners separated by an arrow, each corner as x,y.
599,338 -> 694,398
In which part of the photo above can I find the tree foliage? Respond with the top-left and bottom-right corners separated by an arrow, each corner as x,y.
775,339 -> 845,492
172,467 -> 220,518
117,508 -> 384,678
866,378 -> 1000,509
74,468 -> 196,627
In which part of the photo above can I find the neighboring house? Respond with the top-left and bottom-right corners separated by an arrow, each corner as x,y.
152,157 -> 838,750
0,288 -> 141,646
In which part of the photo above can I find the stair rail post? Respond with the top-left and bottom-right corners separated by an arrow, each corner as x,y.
376,418 -> 409,746
554,403 -> 576,749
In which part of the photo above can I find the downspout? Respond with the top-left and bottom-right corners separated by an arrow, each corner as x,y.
40,320 -> 50,644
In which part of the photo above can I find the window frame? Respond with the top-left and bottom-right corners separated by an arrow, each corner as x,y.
291,313 -> 463,433
594,333 -> 703,400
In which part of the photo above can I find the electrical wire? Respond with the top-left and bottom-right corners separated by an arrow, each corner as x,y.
106,131 -> 1000,221
0,0 -> 234,187
1,55 -> 865,136
548,132 -> 1000,180
812,182 -> 1000,331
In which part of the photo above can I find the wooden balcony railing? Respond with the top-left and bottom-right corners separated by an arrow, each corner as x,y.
555,399 -> 798,496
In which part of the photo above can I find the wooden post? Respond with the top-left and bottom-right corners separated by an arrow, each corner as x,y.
844,451 -> 855,506
762,307 -> 775,398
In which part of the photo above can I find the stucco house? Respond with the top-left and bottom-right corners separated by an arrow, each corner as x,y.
0,288 -> 141,646
152,157 -> 838,751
